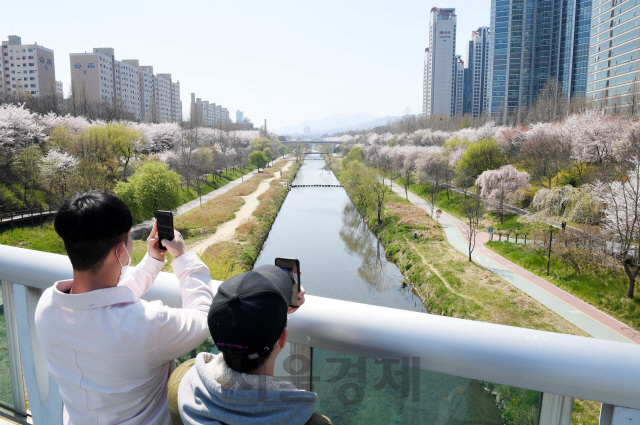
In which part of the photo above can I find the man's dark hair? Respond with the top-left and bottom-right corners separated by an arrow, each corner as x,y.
220,324 -> 285,374
222,350 -> 273,374
55,191 -> 132,272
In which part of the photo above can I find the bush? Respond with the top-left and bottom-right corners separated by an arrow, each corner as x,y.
114,161 -> 181,222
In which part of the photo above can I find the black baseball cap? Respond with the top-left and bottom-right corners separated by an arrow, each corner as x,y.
207,264 -> 293,359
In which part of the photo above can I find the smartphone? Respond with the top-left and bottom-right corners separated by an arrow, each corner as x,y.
155,210 -> 174,250
275,257 -> 301,308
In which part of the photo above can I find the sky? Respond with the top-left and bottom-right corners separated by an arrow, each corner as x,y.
2,0 -> 491,129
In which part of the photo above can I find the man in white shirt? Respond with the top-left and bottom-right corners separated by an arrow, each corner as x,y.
35,190 -> 214,425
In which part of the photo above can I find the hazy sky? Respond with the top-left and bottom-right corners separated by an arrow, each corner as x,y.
2,0 -> 490,129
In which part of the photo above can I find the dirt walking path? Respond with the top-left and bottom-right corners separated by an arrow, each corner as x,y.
191,159 -> 293,255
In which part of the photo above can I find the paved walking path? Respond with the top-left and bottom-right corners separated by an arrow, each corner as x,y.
192,159 -> 293,254
388,183 -> 640,344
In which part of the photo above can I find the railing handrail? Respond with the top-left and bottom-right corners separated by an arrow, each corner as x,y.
1,245 -> 639,411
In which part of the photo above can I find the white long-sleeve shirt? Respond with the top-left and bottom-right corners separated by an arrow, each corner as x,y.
35,252 -> 214,425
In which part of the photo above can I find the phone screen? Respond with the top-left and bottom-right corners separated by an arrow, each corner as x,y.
155,210 -> 174,250
275,258 -> 300,307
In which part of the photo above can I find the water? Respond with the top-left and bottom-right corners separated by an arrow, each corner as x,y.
255,156 -> 421,311
255,154 -> 513,424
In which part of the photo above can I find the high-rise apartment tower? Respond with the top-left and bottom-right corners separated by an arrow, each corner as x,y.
587,0 -> 640,111
487,0 -> 592,122
464,27 -> 490,117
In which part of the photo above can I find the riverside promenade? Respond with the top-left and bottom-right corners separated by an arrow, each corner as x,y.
387,183 -> 640,344
130,168 -> 260,239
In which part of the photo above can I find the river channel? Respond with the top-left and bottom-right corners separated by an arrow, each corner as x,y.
255,154 -> 507,425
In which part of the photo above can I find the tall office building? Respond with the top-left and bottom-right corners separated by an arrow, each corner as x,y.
1,35 -> 56,98
587,0 -> 640,111
71,48 -> 181,122
454,56 -> 465,115
465,27 -> 490,117
236,110 -> 243,124
424,7 -> 457,117
56,80 -> 63,98
487,0 -> 592,122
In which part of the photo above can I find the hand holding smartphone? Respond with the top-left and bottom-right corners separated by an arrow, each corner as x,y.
155,210 -> 174,251
275,257 -> 301,308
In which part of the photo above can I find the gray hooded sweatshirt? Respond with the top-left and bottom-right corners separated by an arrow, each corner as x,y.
178,352 -> 317,425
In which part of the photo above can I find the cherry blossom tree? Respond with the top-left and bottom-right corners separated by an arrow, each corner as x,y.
564,110 -> 623,165
476,165 -> 530,223
594,157 -> 640,298
40,149 -> 77,201
417,152 -> 452,216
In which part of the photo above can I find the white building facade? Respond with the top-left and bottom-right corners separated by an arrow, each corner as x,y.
191,93 -> 231,126
70,48 -> 181,122
1,35 -> 56,98
466,27 -> 490,117
424,8 -> 457,117
454,56 -> 465,116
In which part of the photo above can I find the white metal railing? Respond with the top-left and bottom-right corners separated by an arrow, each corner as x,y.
0,244 -> 640,424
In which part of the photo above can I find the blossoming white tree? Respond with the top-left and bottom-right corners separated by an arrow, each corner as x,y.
594,157 -> 640,298
40,149 -> 77,200
476,165 -> 530,222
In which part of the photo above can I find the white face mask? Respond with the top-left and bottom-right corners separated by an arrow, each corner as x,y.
117,243 -> 132,283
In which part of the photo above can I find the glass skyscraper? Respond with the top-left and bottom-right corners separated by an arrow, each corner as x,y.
487,0 -> 592,122
586,0 -> 640,111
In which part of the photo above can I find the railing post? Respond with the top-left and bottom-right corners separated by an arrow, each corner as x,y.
539,392 -> 573,425
13,283 -> 63,425
1,281 -> 27,417
288,343 -> 313,392
599,404 -> 640,424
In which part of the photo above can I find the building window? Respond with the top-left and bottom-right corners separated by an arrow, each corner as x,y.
29,63 -> 34,67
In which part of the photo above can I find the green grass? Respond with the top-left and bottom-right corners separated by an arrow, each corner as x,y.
486,241 -> 640,332
0,222 -> 65,254
176,167 -> 253,205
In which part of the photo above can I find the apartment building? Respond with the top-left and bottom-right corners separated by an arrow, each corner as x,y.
587,0 -> 640,111
56,80 -> 63,98
236,110 -> 243,123
454,56 -> 465,116
424,8 -> 457,117
423,48 -> 430,116
464,27 -> 490,117
71,48 -> 181,122
190,93 -> 231,126
1,35 -> 56,97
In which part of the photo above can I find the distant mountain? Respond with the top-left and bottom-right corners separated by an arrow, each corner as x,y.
274,113 -> 380,135
320,116 -> 402,135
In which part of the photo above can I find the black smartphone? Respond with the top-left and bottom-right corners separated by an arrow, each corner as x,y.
275,257 -> 301,308
155,210 -> 174,250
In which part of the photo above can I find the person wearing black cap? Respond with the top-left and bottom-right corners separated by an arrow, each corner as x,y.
169,265 -> 331,425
